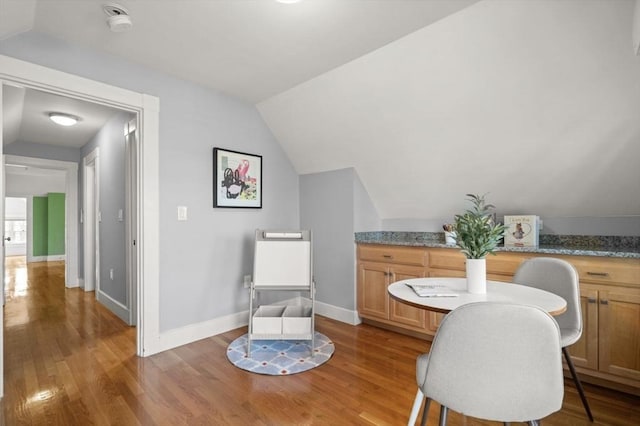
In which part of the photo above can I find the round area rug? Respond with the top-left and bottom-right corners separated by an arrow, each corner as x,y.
226,332 -> 334,375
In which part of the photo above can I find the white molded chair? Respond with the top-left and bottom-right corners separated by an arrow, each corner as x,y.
409,302 -> 564,426
513,257 -> 594,421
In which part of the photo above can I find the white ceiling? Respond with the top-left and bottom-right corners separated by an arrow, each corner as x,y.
1,0 -> 638,223
0,0 -> 478,152
259,0 -> 640,219
0,0 -> 479,103
2,85 -> 121,148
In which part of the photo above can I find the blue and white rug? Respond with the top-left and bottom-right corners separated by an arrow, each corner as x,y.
226,332 -> 334,375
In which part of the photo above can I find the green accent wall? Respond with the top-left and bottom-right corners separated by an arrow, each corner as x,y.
31,193 -> 65,257
32,196 -> 48,256
48,193 -> 65,255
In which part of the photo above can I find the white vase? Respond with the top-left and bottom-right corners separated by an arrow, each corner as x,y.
466,258 -> 487,294
444,231 -> 456,245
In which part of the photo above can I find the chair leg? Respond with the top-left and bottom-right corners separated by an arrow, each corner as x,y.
438,405 -> 448,426
420,398 -> 431,426
563,347 -> 594,422
408,389 -> 425,426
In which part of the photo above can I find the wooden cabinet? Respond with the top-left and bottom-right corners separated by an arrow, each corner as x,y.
598,286 -> 640,382
570,282 -> 640,387
356,243 -> 640,393
357,245 -> 427,332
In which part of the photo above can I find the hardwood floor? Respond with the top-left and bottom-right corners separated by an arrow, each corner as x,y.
2,257 -> 639,425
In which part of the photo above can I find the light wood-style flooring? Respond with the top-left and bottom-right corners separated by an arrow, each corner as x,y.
2,257 -> 639,425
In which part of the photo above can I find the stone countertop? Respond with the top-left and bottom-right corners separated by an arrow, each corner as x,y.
355,232 -> 640,259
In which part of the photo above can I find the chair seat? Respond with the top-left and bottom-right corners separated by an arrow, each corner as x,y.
561,327 -> 581,348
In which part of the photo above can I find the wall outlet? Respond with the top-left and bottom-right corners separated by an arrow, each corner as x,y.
243,274 -> 251,288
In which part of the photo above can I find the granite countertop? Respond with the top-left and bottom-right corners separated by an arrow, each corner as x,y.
355,232 -> 640,259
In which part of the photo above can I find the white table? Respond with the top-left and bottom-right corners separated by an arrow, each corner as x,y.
388,277 -> 567,316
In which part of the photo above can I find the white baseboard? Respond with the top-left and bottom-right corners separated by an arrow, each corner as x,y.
77,278 -> 85,289
97,290 -> 130,324
152,299 -> 360,355
29,255 -> 66,262
314,300 -> 361,325
157,310 -> 248,354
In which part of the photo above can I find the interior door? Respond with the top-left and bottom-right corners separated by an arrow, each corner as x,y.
125,119 -> 138,326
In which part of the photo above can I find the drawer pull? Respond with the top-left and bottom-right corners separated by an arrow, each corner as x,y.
600,299 -> 609,305
587,297 -> 597,304
383,255 -> 393,259
586,271 -> 610,277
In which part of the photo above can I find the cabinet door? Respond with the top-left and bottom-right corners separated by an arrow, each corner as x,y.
426,311 -> 446,334
389,265 -> 427,329
598,287 -> 640,381
357,262 -> 389,320
567,286 -> 598,370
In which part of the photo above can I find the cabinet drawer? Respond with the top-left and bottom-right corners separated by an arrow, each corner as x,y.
568,257 -> 640,286
486,253 -> 530,276
429,249 -> 528,276
358,245 -> 426,266
428,249 -> 466,271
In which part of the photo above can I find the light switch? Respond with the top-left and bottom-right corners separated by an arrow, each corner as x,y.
118,209 -> 124,222
177,206 -> 188,221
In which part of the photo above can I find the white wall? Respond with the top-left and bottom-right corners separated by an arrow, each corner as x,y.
5,169 -> 65,196
259,0 -> 640,229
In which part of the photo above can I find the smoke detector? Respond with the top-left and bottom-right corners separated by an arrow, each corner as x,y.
103,3 -> 133,33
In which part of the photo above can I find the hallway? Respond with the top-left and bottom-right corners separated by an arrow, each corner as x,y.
2,257 -> 136,424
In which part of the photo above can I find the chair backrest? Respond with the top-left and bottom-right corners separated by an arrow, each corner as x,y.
253,230 -> 312,288
422,302 -> 564,422
513,257 -> 581,337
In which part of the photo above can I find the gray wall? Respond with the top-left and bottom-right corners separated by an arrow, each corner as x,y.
300,168 -> 378,310
79,111 -> 133,304
4,141 -> 81,163
0,32 -> 300,332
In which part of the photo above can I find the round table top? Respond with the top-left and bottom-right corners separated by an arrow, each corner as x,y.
388,277 -> 567,316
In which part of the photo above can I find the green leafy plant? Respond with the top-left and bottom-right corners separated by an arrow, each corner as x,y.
453,193 -> 507,259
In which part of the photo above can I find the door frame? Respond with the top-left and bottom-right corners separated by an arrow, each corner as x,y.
5,155 -> 78,283
83,148 -> 99,293
0,54 -> 161,398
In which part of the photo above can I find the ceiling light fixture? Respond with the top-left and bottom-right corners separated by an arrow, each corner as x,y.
49,113 -> 79,126
276,0 -> 302,3
103,3 -> 133,33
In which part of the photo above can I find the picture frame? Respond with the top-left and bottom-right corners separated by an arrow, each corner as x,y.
213,147 -> 262,208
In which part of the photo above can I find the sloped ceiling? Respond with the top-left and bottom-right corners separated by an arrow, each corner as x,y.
258,0 -> 640,220
1,0 -> 638,223
0,0 -> 479,103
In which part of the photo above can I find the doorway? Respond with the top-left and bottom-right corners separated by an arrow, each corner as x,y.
1,54 -> 161,399
83,148 -> 99,293
4,197 -> 26,257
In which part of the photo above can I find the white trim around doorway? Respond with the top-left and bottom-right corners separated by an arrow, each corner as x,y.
0,55 -> 161,402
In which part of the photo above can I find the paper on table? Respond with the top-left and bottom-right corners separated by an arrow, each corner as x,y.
405,283 -> 459,297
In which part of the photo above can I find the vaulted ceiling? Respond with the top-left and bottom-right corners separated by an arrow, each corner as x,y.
1,0 -> 639,222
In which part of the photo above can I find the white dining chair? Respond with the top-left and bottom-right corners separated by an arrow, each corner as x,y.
513,257 -> 594,422
409,302 -> 564,426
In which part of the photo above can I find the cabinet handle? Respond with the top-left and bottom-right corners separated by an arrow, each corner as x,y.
600,299 -> 609,305
587,297 -> 597,304
383,255 -> 393,259
587,271 -> 610,277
